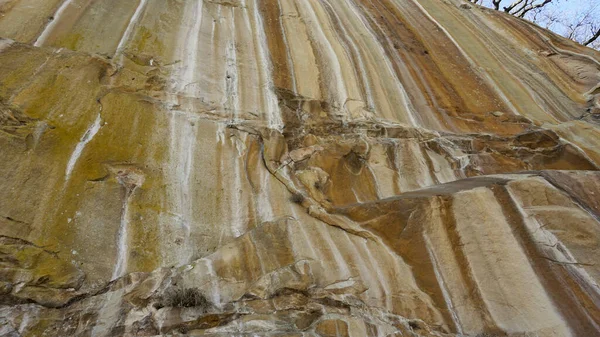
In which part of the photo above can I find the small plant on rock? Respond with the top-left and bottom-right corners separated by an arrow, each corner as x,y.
159,288 -> 212,311
290,192 -> 305,204
475,333 -> 499,337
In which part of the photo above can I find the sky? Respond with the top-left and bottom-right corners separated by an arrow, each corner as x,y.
481,0 -> 598,14
553,0 -> 597,11
535,0 -> 599,37
549,0 -> 599,18
479,0 -> 599,46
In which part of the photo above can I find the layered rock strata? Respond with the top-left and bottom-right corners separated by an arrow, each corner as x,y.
0,0 -> 599,336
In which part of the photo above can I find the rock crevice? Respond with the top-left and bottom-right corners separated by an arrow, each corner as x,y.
0,0 -> 599,336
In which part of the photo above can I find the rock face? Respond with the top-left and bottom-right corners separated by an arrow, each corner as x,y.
0,0 -> 599,336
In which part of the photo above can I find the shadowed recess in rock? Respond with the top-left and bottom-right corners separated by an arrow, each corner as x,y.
0,0 -> 599,336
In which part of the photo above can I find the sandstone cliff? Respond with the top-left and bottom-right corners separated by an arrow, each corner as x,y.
0,0 -> 599,336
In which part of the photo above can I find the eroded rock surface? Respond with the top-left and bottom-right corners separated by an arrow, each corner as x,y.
0,0 -> 599,336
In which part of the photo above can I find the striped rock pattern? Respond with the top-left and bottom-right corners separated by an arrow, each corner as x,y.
0,0 -> 599,336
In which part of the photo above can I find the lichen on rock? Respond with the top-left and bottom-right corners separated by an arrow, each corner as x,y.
0,0 -> 599,336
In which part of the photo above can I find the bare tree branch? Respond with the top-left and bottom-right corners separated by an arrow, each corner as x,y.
583,27 -> 600,46
504,0 -> 527,14
517,0 -> 552,18
466,0 -> 599,50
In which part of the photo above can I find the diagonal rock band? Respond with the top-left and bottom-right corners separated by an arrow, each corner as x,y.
0,0 -> 599,336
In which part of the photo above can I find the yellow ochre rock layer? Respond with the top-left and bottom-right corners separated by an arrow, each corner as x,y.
0,0 -> 599,336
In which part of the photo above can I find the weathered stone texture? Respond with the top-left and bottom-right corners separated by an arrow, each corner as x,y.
0,0 -> 599,336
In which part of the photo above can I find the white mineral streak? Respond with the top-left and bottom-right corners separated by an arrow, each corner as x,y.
91,289 -> 125,337
288,206 -> 319,260
2,1 -> 600,335
360,239 -> 392,311
230,134 -> 248,238
114,0 -> 149,63
216,131 -> 228,241
424,234 -> 463,334
275,0 -> 319,101
295,1 -> 350,120
112,187 -> 136,280
34,0 -> 74,47
175,114 -> 197,236
312,223 -> 351,280
559,138 -> 600,168
256,163 -> 275,224
235,2 -> 261,123
210,8 -> 217,47
164,0 -> 205,265
506,183 -> 600,295
452,188 -> 572,336
0,38 -> 13,53
202,258 -> 222,307
65,113 -> 102,181
346,0 -> 418,125
216,122 -> 226,144
225,8 -> 240,123
367,0 -> 425,126
392,140 -> 410,192
17,310 -> 34,335
167,111 -> 197,264
250,0 -> 283,130
407,0 -> 521,116
9,56 -> 50,104
177,0 -> 204,95
342,232 -> 385,308
322,0 -> 375,111
351,187 -> 363,203
366,165 -> 382,199
276,0 -> 298,94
